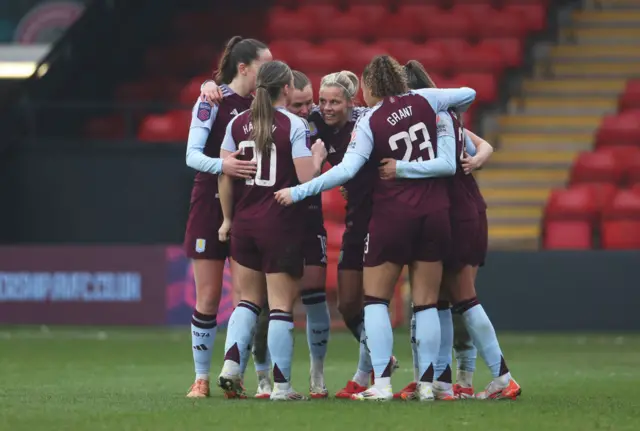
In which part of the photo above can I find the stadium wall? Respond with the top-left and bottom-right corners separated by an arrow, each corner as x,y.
1,246 -> 638,331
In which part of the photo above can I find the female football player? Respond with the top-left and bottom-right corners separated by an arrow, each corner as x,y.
217,60 -> 326,401
275,55 -> 476,401
184,36 -> 271,398
200,70 -> 331,399
384,60 -> 521,401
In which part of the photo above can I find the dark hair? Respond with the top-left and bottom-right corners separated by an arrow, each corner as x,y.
214,36 -> 268,84
292,70 -> 310,91
404,60 -> 437,90
250,61 -> 293,154
362,55 -> 408,98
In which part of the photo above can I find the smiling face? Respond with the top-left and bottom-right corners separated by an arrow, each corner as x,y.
319,85 -> 352,127
287,84 -> 313,118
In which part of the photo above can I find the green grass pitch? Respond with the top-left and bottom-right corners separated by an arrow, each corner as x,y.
1,327 -> 639,431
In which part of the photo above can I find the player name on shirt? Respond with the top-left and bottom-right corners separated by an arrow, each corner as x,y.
242,122 -> 278,135
387,105 -> 414,126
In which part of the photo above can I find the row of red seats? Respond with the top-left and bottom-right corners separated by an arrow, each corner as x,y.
267,5 -> 544,41
570,146 -> 640,186
270,38 -> 520,76
543,184 -> 640,249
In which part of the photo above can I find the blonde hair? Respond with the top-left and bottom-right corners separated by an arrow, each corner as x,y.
250,61 -> 293,154
320,70 -> 359,100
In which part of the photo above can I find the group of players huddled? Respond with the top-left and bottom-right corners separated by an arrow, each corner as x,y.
183,36 -> 521,402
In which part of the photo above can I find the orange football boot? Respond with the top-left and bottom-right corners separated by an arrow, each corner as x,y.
335,381 -> 367,399
476,378 -> 521,400
393,382 -> 417,400
186,379 -> 210,398
453,384 -> 475,399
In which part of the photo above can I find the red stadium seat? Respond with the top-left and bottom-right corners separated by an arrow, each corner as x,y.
317,11 -> 368,40
324,220 -> 345,251
452,43 -> 504,74
603,189 -> 640,219
543,220 -> 593,250
544,186 -> 598,224
268,39 -> 313,65
267,7 -> 318,40
298,4 -> 340,22
374,9 -> 423,40
420,10 -> 475,39
179,76 -> 210,105
479,38 -> 523,68
347,5 -> 387,28
595,111 -> 640,148
627,153 -> 640,186
618,80 -> 640,112
137,110 -> 191,142
473,9 -> 529,39
287,44 -> 343,74
574,182 -> 617,210
504,3 -> 546,31
570,151 -> 624,185
377,39 -> 417,63
455,73 -> 497,103
342,42 -> 390,74
322,188 -> 347,223
600,220 -> 640,249
632,183 -> 640,194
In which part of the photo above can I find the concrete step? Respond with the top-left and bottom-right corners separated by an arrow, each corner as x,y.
482,187 -> 551,206
561,27 -> 640,43
522,79 -> 626,97
551,45 -> 640,61
547,62 -> 640,78
488,224 -> 540,250
478,169 -> 569,188
487,205 -> 544,224
498,132 -> 594,151
489,151 -> 578,169
507,97 -> 617,116
571,10 -> 640,27
498,114 -> 602,133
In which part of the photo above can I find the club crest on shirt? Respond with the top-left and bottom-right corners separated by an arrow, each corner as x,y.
195,238 -> 206,253
308,121 -> 318,136
197,102 -> 211,121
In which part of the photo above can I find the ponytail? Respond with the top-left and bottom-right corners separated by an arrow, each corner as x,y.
214,36 -> 268,84
404,60 -> 437,90
251,86 -> 275,154
250,61 -> 293,154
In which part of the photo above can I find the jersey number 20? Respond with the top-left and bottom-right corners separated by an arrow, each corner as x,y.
388,122 -> 435,161
238,141 -> 276,187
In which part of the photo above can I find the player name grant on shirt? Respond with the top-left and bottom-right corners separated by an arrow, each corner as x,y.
387,106 -> 414,126
0,271 -> 142,302
241,122 -> 278,135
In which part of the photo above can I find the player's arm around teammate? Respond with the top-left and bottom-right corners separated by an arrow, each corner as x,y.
184,36 -> 271,399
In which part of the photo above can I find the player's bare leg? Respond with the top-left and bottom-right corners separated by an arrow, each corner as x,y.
266,273 -> 307,401
187,259 -> 225,398
301,265 -> 330,398
219,262 -> 265,399
450,266 -> 521,400
252,307 -> 272,398
352,263 -> 402,401
402,260 -> 443,402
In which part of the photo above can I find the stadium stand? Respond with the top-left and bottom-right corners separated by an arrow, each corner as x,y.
483,1 -> 640,250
